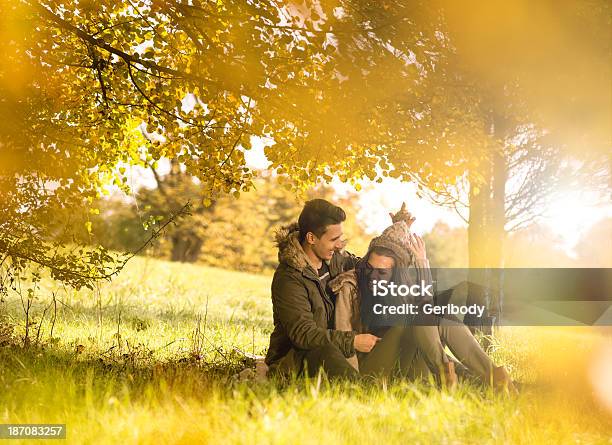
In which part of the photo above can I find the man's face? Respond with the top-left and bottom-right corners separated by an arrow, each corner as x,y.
308,223 -> 345,261
367,252 -> 395,283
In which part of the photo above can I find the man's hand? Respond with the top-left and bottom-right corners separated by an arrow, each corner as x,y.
389,202 -> 416,229
354,334 -> 381,353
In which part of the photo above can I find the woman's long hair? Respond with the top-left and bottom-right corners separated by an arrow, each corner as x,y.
355,247 -> 414,331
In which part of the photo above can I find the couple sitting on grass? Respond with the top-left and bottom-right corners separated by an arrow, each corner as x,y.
264,198 -> 516,393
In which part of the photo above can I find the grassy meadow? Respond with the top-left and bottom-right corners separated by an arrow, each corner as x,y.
0,256 -> 611,444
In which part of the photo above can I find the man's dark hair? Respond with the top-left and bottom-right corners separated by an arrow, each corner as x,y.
298,199 -> 346,243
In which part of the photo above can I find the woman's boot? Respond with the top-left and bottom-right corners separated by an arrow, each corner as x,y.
492,366 -> 518,395
440,361 -> 458,390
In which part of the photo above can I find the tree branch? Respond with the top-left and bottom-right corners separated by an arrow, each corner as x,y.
3,202 -> 191,285
30,1 -> 223,88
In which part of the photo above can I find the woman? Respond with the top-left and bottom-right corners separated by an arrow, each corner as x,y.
330,220 -> 517,392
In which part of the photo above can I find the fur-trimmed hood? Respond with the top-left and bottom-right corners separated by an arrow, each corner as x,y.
274,222 -> 321,273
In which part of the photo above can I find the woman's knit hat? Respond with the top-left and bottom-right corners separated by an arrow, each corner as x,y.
367,220 -> 413,267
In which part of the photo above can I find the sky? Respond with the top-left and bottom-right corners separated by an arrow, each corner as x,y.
243,137 -> 612,257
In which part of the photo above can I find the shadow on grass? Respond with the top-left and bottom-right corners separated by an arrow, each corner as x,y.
0,342 -> 252,405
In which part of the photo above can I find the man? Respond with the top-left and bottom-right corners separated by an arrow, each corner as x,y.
265,199 -> 406,379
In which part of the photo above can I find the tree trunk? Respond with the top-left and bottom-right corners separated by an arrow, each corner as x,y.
466,110 -> 508,334
488,144 -> 507,324
170,231 -> 203,263
466,166 -> 493,335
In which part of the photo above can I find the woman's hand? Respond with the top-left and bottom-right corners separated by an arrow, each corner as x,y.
407,233 -> 427,262
354,334 -> 381,353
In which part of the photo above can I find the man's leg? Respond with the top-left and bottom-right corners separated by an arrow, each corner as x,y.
303,343 -> 359,379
